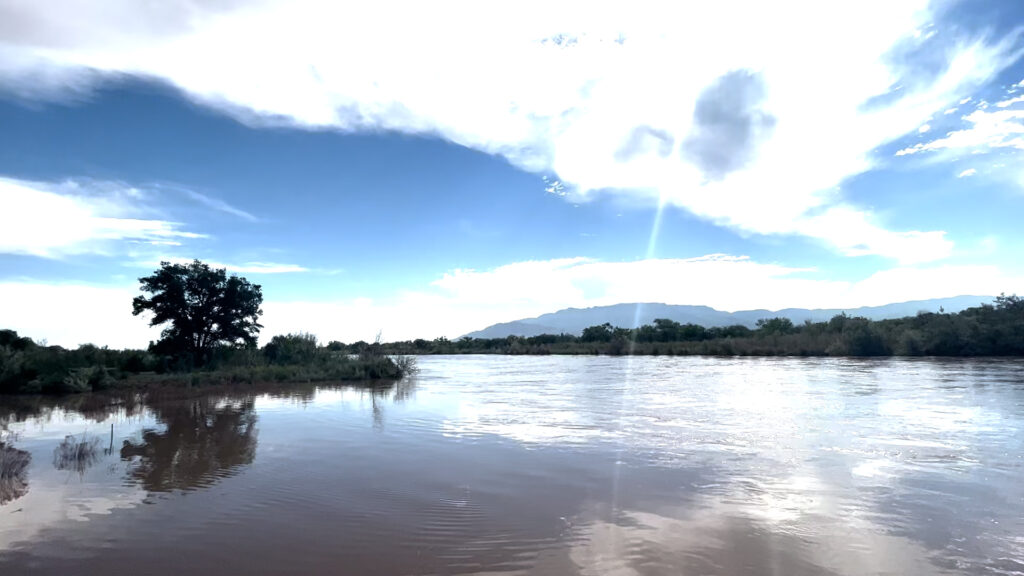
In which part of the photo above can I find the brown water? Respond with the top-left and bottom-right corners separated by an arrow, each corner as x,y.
1,356 -> 1023,575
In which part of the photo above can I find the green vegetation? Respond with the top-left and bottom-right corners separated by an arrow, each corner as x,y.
0,330 -> 412,395
133,260 -> 264,369
362,294 -> 1024,357
0,260 -> 411,395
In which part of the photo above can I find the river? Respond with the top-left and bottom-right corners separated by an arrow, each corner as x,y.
1,355 -> 1023,575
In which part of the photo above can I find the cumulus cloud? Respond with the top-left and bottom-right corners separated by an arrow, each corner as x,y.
0,0 -> 1017,263
5,254 -> 1020,347
0,177 -> 204,257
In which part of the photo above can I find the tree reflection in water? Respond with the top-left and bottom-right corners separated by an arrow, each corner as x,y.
120,397 -> 258,492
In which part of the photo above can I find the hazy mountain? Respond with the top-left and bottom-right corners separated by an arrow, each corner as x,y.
462,296 -> 994,339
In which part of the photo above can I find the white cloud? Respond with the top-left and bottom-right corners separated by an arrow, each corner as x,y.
944,107 -> 958,114
5,255 -> 1019,347
918,124 -> 931,133
0,282 -> 160,348
791,205 -> 952,264
0,177 -> 204,257
957,168 -> 976,178
996,94 -> 1024,108
134,257 -> 309,274
895,109 -> 1024,156
0,176 -> 268,258
959,97 -> 972,105
0,0 -> 1016,263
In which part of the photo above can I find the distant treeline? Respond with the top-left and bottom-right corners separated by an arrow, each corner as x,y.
4,295 -> 1023,394
345,294 -> 1024,357
0,331 -> 412,395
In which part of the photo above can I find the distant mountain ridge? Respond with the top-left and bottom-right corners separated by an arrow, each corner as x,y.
462,296 -> 994,339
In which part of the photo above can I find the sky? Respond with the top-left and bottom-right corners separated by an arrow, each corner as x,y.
1,0 -> 1024,347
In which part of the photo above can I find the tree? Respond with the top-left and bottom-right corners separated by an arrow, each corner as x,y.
755,317 -> 795,335
581,323 -> 614,342
132,260 -> 263,366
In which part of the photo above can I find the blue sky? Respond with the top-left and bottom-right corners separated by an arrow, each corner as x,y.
1,0 -> 1024,347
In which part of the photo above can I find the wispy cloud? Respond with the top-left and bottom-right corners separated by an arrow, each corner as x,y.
895,78 -> 1024,181
177,188 -> 259,222
0,1 -> 1016,263
0,177 -> 204,257
0,175 -> 266,259
895,109 -> 1024,156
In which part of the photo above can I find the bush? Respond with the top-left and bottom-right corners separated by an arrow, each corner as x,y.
263,333 -> 319,365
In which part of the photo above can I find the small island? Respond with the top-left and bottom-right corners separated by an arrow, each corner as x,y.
0,260 -> 412,395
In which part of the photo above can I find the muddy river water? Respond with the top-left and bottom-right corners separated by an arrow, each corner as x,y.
1,355 -> 1022,575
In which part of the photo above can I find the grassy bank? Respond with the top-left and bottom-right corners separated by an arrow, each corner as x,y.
0,331 -> 414,395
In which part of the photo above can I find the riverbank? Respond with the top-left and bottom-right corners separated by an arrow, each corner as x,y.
0,329 -> 415,395
368,296 -> 1024,358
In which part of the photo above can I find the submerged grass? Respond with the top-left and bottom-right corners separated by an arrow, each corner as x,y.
0,442 -> 30,504
53,433 -> 102,475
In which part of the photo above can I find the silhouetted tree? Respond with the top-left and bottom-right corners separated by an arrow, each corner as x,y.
132,260 -> 263,367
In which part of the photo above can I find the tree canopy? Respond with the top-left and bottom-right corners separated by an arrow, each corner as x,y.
132,260 -> 263,366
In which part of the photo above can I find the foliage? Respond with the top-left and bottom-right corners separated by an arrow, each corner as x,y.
132,260 -> 264,367
0,333 -> 159,394
755,317 -> 796,335
0,328 -> 413,396
365,295 -> 1024,358
263,333 -> 319,365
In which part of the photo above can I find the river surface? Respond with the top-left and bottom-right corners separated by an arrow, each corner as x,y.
1,356 -> 1023,575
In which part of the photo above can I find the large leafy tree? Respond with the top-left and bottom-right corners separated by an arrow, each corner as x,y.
132,260 -> 263,365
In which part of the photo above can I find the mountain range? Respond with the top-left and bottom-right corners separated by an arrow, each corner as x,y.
462,296 -> 994,339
